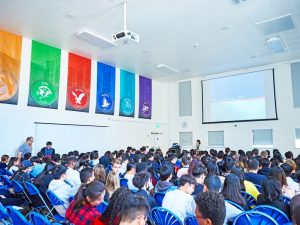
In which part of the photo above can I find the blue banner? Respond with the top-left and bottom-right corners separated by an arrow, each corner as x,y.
96,62 -> 116,115
119,70 -> 135,117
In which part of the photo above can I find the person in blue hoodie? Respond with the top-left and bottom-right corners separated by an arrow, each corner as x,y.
154,162 -> 177,193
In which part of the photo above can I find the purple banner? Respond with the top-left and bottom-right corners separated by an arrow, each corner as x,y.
139,76 -> 152,119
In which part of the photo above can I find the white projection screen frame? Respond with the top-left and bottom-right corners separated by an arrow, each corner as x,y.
202,69 -> 278,124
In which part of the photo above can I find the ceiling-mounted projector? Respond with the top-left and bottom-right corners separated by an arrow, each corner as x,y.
112,30 -> 139,44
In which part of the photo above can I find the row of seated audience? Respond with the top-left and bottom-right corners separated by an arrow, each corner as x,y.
1,144 -> 300,225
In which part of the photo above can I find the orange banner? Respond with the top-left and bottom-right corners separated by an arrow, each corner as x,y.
0,30 -> 22,104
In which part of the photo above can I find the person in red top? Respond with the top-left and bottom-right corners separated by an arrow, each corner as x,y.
66,180 -> 105,225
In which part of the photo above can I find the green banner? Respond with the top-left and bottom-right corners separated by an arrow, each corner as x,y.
28,41 -> 61,108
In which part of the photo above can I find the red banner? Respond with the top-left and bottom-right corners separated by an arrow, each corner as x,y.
66,53 -> 91,112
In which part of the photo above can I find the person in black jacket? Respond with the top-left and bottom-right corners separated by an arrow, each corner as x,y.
132,171 -> 157,209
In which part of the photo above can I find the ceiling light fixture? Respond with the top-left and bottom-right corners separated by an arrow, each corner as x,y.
266,37 -> 285,53
156,64 -> 179,74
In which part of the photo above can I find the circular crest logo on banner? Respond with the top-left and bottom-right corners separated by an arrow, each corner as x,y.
30,80 -> 57,106
99,93 -> 113,112
141,101 -> 151,117
69,88 -> 88,110
0,71 -> 17,101
121,98 -> 134,116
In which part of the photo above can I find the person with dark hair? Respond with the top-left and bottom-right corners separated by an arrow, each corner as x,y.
0,155 -> 9,169
273,149 -> 284,163
119,195 -> 150,225
18,136 -> 33,159
231,167 -> 259,199
257,177 -> 290,217
99,151 -> 111,168
66,157 -> 81,190
40,141 -> 55,158
281,163 -> 299,192
192,166 -> 206,195
11,160 -> 32,183
30,156 -> 45,178
124,163 -> 137,191
48,165 -> 77,216
270,166 -> 295,198
291,194 -> 300,225
162,174 -> 196,222
33,162 -> 55,196
7,157 -> 19,174
132,171 -> 157,208
195,192 -> 226,225
154,163 -> 177,193
223,156 -> 235,175
222,174 -> 247,209
80,167 -> 95,184
285,151 -> 294,160
252,148 -> 259,157
90,151 -> 99,167
94,188 -> 131,225
244,157 -> 265,186
66,181 -> 105,225
177,155 -> 190,178
258,158 -> 271,176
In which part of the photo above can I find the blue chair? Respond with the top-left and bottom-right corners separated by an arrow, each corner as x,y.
233,211 -> 279,225
46,190 -> 66,223
6,206 -> 31,225
150,207 -> 182,225
3,169 -> 13,177
241,191 -> 257,208
154,192 -> 166,207
25,182 -> 55,219
282,196 -> 291,205
11,180 -> 31,205
29,212 -> 61,225
255,184 -> 262,192
253,205 -> 290,224
184,215 -> 197,225
225,200 -> 245,211
120,178 -> 129,188
0,175 -> 13,188
0,202 -> 12,224
96,201 -> 109,214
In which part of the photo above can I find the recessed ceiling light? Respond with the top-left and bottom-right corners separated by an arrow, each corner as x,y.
193,43 -> 199,48
266,36 -> 285,53
221,26 -> 229,31
156,64 -> 179,74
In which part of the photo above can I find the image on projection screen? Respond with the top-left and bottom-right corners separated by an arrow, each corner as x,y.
202,69 -> 277,123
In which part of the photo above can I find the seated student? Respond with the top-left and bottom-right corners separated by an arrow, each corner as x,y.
119,195 -> 150,225
33,162 -> 55,197
192,166 -> 206,196
94,164 -> 106,183
48,165 -> 77,216
66,181 -> 105,225
11,160 -> 32,183
244,158 -> 266,186
177,155 -> 190,178
94,188 -> 131,225
124,163 -> 138,191
90,151 -> 99,168
257,158 -> 271,177
132,171 -> 157,208
0,155 -> 9,169
7,157 -> 19,174
285,151 -> 294,160
66,157 -> 81,190
270,166 -> 295,198
194,192 -> 226,225
231,166 -> 260,199
281,163 -> 299,192
285,159 -> 298,181
40,141 -> 55,159
99,151 -> 111,169
203,175 -> 242,224
106,171 -> 120,199
291,194 -> 300,225
222,174 -> 248,210
162,174 -> 196,222
30,156 -> 46,178
257,177 -> 290,217
80,167 -> 95,184
154,163 -> 177,193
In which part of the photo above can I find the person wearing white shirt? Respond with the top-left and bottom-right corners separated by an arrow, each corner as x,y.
177,156 -> 190,178
65,157 -> 81,190
124,163 -> 138,191
162,174 -> 196,223
48,165 -> 77,216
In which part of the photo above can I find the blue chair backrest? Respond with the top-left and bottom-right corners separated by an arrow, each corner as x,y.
255,184 -> 262,192
1,175 -> 12,188
6,206 -> 31,225
120,178 -> 129,188
241,191 -> 257,208
11,180 -> 25,193
253,205 -> 290,224
282,196 -> 291,205
233,211 -> 279,225
154,192 -> 166,207
46,190 -> 65,207
150,207 -> 183,225
184,215 -> 197,225
0,202 -> 10,221
225,200 -> 245,212
96,201 -> 109,214
3,169 -> 13,177
29,212 -> 52,225
25,181 -> 40,195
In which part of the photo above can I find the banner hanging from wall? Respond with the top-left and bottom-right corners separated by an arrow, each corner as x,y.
139,76 -> 152,119
28,41 -> 61,108
66,53 -> 91,112
0,30 -> 22,104
119,69 -> 135,117
96,62 -> 115,115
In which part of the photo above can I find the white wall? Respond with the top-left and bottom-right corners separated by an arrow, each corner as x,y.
168,61 -> 300,156
0,38 -> 169,156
